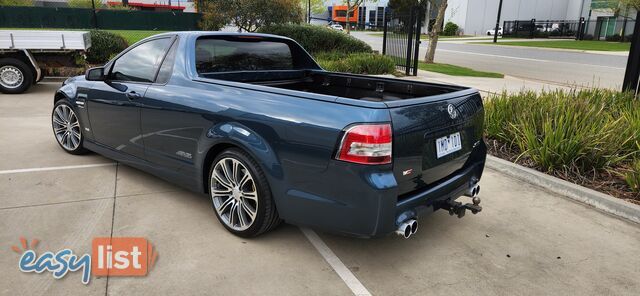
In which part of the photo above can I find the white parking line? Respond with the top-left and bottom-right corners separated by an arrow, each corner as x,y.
0,163 -> 116,175
300,227 -> 372,296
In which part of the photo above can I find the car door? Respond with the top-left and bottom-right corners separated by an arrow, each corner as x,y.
138,37 -> 203,175
86,37 -> 173,159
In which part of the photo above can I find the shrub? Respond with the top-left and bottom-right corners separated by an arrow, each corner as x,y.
315,52 -> 395,75
442,22 -> 459,36
258,24 -> 372,54
86,30 -> 128,64
606,34 -> 622,42
626,156 -> 640,192
484,89 -> 640,173
624,34 -> 634,42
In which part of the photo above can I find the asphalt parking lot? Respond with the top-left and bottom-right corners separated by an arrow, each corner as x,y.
2,82 -> 640,296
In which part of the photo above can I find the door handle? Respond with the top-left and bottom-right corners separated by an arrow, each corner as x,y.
126,91 -> 141,100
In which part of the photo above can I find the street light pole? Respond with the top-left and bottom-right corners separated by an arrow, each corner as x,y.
493,0 -> 503,43
622,10 -> 640,95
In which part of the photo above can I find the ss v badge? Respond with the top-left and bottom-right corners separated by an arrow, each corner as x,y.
402,169 -> 413,176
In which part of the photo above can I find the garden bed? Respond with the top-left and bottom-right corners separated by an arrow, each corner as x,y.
484,89 -> 640,204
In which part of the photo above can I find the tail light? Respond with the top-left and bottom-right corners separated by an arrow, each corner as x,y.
336,124 -> 392,165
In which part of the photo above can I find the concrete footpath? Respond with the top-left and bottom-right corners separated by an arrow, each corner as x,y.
1,82 -> 639,296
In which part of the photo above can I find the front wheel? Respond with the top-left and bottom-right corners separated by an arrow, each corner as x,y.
209,148 -> 281,237
52,100 -> 88,155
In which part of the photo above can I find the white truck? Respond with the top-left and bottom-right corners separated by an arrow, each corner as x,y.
0,30 -> 91,94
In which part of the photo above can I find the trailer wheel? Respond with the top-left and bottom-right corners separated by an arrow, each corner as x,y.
0,58 -> 33,94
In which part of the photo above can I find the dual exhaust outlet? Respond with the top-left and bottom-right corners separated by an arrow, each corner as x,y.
396,183 -> 481,238
465,184 -> 480,198
395,219 -> 418,239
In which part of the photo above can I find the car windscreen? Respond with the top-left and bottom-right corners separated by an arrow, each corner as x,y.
195,38 -> 295,74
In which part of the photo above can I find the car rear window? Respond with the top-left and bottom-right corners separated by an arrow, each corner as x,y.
195,38 -> 294,74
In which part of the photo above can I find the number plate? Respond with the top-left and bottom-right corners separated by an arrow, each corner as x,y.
435,132 -> 462,158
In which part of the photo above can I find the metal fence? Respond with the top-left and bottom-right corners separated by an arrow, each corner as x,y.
503,18 -> 636,41
0,5 -> 201,45
381,9 -> 422,76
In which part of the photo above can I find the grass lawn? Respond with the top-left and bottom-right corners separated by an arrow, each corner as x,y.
418,62 -> 504,78
104,30 -> 167,44
480,40 -> 630,51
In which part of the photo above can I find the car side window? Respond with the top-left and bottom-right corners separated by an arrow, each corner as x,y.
155,39 -> 178,84
110,38 -> 172,83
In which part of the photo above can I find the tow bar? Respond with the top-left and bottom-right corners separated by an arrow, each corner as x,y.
443,195 -> 482,218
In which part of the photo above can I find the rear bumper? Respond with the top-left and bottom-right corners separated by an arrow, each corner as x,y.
280,140 -> 487,238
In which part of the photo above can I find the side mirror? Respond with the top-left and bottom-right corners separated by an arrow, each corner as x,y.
85,67 -> 105,81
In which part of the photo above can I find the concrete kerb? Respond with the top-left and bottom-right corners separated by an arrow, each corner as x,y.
486,155 -> 640,224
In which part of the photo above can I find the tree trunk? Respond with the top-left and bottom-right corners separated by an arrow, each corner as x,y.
424,1 -> 448,63
346,0 -> 351,35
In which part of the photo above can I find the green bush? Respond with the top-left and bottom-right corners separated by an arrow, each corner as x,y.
442,22 -> 459,36
484,89 -> 640,173
605,34 -> 623,42
315,52 -> 395,75
86,30 -> 129,64
258,24 -> 372,54
626,156 -> 640,192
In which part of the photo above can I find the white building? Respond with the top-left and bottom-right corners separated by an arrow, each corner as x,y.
444,0 -> 591,36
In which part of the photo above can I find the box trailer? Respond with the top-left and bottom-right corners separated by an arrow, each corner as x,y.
0,30 -> 91,94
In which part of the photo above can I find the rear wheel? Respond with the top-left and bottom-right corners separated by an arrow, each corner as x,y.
0,58 -> 33,94
209,148 -> 281,237
52,100 -> 88,155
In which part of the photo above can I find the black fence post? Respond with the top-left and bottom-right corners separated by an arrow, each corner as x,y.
579,17 -> 586,40
622,10 -> 640,94
91,0 -> 98,29
405,9 -> 416,76
412,7 -> 422,76
530,19 -> 536,38
382,14 -> 388,55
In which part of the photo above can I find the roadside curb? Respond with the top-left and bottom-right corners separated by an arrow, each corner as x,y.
486,155 -> 640,224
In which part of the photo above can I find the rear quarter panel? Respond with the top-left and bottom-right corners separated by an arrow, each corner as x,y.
141,79 -> 392,227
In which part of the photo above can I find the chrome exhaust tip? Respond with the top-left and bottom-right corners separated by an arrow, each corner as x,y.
410,219 -> 418,235
465,184 -> 480,197
396,219 -> 417,239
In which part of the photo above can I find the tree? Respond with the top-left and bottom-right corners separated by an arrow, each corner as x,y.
67,0 -> 95,9
196,0 -> 302,32
388,0 -> 446,63
621,0 -> 640,9
424,0 -> 447,63
343,0 -> 364,34
229,0 -> 302,32
195,0 -> 230,31
301,0 -> 326,22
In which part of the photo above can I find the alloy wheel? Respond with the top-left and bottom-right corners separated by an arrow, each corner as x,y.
210,157 -> 258,231
52,104 -> 81,151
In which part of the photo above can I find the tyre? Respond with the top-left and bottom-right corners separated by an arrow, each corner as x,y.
209,148 -> 281,237
0,58 -> 33,94
52,100 -> 88,155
